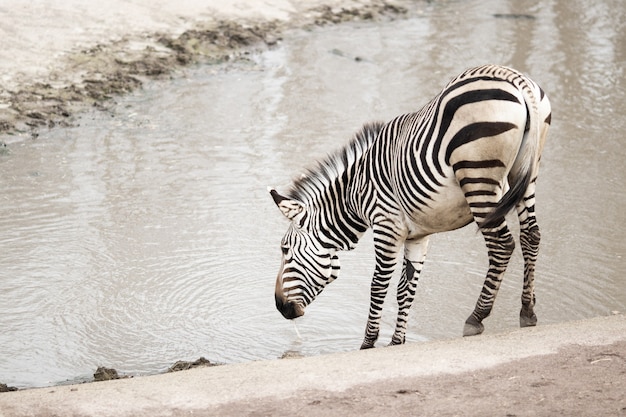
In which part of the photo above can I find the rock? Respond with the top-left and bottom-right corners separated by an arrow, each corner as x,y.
168,357 -> 215,372
93,367 -> 121,381
0,383 -> 18,392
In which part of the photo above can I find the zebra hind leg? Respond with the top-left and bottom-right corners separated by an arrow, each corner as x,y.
463,222 -> 516,336
517,189 -> 540,328
389,237 -> 430,346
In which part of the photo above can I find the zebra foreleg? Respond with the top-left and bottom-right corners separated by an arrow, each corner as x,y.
389,237 -> 430,346
463,224 -> 515,336
361,224 -> 403,349
361,273 -> 392,349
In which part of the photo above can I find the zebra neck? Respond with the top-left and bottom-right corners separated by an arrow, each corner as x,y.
287,122 -> 384,250
310,174 -> 369,251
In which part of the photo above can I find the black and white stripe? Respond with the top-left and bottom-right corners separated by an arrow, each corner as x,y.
271,64 -> 552,348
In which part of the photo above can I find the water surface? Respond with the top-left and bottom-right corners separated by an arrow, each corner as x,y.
1,0 -> 625,387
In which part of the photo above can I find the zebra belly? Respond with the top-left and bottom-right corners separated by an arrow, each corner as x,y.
403,183 -> 473,237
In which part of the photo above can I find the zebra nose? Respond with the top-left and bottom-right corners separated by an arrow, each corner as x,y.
275,295 -> 304,319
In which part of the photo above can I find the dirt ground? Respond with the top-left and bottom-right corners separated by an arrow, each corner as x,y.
210,341 -> 626,417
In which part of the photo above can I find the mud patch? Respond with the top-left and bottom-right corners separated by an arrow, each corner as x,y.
0,0 -> 410,139
310,3 -> 407,25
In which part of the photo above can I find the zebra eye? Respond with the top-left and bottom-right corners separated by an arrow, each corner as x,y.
281,246 -> 289,255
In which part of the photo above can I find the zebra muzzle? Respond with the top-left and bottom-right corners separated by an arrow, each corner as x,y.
275,294 -> 305,320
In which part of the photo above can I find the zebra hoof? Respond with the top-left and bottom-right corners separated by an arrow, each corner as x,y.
520,313 -> 538,328
520,305 -> 537,327
463,316 -> 485,337
388,336 -> 405,346
360,339 -> 376,350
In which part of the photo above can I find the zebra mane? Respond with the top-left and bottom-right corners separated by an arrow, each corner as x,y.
287,121 -> 385,204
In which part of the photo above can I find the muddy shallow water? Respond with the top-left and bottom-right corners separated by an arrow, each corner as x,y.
1,0 -> 625,388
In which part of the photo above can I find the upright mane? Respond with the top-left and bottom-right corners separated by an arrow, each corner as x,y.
287,121 -> 385,204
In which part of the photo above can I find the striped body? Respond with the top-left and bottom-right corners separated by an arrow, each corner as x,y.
270,65 -> 551,348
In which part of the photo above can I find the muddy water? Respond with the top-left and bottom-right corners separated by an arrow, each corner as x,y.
1,0 -> 625,387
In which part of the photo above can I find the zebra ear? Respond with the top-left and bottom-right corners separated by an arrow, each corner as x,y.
268,188 -> 306,222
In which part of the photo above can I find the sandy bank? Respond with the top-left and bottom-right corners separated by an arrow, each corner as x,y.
0,314 -> 624,416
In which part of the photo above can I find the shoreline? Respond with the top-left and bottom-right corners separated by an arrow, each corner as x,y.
0,314 -> 624,416
0,0 -> 413,140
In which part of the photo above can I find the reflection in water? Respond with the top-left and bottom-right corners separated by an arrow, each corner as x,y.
1,0 -> 625,387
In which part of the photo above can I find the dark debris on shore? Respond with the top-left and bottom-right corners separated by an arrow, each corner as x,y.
93,357 -> 218,383
1,357 -> 220,392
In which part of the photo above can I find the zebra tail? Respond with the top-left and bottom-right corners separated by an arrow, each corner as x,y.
480,81 -> 540,230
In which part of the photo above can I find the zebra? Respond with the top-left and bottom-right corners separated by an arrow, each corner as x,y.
269,64 -> 551,349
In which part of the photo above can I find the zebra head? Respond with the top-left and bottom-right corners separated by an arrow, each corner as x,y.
269,188 -> 340,320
